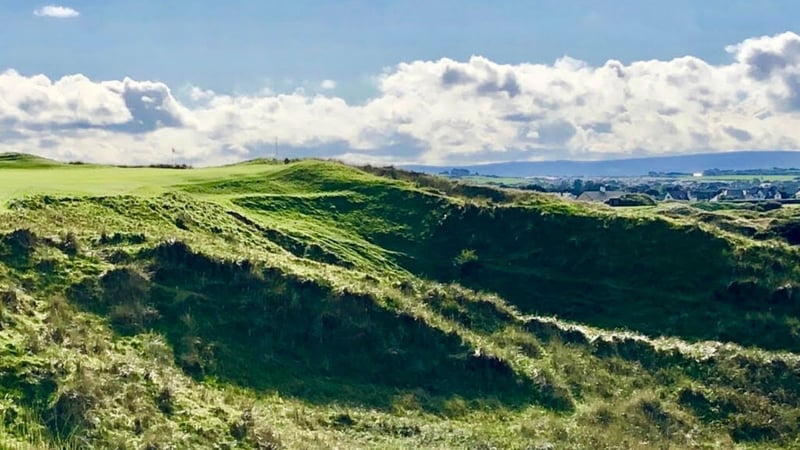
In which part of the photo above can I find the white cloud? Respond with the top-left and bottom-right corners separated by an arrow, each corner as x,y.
320,79 -> 337,90
33,5 -> 80,18
5,32 -> 800,166
187,86 -> 216,102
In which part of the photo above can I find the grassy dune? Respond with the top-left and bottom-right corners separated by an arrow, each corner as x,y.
1,154 -> 800,448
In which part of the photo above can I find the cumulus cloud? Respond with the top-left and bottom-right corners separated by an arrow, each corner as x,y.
5,32 -> 800,165
33,5 -> 79,18
320,79 -> 337,90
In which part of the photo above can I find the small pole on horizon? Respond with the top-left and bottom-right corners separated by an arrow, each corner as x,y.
171,148 -> 176,166
274,137 -> 278,160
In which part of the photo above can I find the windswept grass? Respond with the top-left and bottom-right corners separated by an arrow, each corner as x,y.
0,155 -> 799,448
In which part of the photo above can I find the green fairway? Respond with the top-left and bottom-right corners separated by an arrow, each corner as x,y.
0,155 -> 287,205
455,175 -> 533,185
679,174 -> 800,181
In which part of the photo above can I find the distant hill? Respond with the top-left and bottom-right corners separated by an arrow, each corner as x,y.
0,152 -> 62,168
403,150 -> 800,177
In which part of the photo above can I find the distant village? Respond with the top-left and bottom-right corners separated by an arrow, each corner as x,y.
441,167 -> 800,205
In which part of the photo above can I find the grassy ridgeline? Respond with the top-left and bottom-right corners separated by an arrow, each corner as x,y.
228,164 -> 800,351
0,156 -> 799,448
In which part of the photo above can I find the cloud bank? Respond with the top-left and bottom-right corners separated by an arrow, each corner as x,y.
3,32 -> 800,166
33,5 -> 80,18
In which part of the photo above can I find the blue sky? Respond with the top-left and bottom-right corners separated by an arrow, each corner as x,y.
1,1 -> 800,165
3,0 -> 797,101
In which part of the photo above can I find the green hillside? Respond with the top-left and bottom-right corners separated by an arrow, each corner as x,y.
1,155 -> 800,448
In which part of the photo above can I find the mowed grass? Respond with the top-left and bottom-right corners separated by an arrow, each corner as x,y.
455,175 -> 533,185
0,153 -> 288,206
679,174 -> 800,181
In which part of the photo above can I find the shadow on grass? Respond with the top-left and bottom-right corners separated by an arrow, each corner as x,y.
408,204 -> 800,353
527,316 -> 800,444
231,190 -> 800,352
66,241 -> 570,414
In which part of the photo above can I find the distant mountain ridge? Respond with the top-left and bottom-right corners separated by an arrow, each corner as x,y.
402,151 -> 800,177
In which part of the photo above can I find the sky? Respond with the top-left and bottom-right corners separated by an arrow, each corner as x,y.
1,1 -> 800,166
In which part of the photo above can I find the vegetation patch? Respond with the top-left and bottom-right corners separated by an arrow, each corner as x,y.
1,156 -> 800,448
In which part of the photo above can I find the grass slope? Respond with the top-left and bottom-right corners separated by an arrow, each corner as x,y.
0,156 -> 799,448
